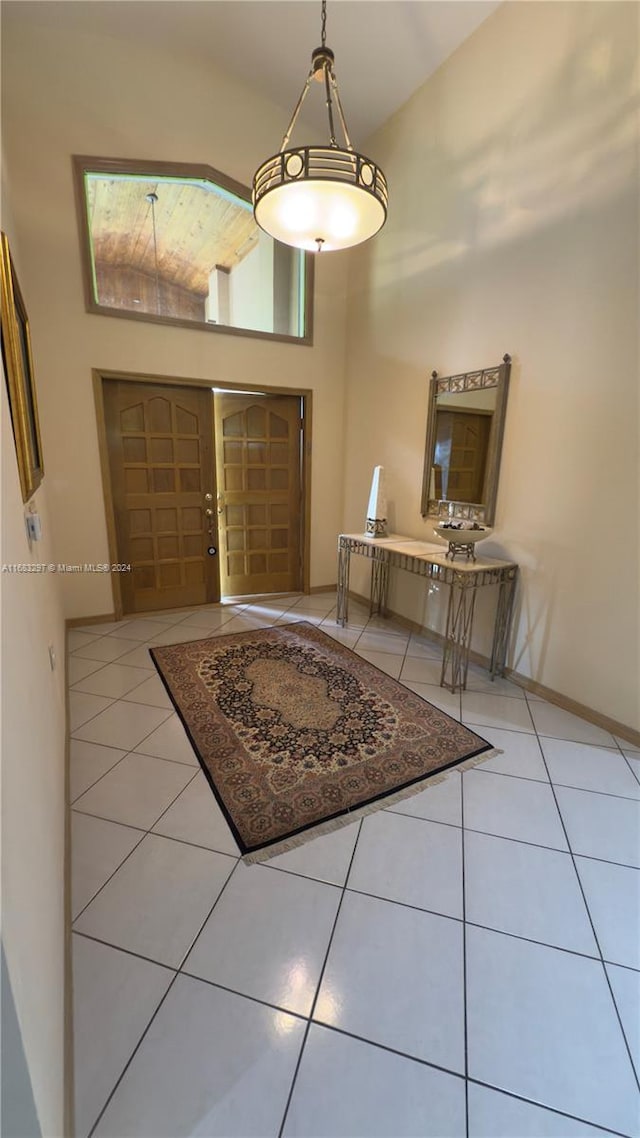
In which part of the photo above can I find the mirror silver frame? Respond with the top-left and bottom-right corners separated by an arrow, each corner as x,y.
421,354 -> 511,525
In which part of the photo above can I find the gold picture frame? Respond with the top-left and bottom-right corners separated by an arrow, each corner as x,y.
1,232 -> 44,502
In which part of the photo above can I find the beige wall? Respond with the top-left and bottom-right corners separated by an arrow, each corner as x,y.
1,204 -> 68,1134
343,1 -> 639,732
1,12 -> 348,620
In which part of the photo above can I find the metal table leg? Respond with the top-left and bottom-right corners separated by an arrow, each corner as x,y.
490,573 -> 517,677
370,553 -> 389,616
336,540 -> 350,626
441,579 -> 477,692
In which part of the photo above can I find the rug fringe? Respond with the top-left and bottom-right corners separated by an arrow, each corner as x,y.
242,745 -> 503,865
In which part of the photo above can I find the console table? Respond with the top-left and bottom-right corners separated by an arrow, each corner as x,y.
336,533 -> 518,693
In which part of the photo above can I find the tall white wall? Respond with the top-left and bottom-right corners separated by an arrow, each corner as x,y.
229,232 -> 274,333
1,193 -> 68,1135
1,9 -> 348,620
343,1 -> 639,731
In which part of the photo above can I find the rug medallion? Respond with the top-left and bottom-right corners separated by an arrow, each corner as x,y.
151,621 -> 497,862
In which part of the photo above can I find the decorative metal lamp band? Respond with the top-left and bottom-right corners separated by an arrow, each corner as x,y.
253,146 -> 388,253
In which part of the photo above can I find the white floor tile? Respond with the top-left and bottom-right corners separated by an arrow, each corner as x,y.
529,703 -> 616,748
149,626 -> 208,646
68,691 -> 115,732
541,737 -> 640,798
72,662 -> 152,700
74,834 -> 235,967
70,740 -> 127,802
277,611 -> 325,627
73,752 -> 195,830
617,736 -> 640,753
122,674 -> 173,709
179,608 -> 240,631
626,753 -> 640,780
356,629 -> 409,656
75,620 -> 133,635
72,700 -> 172,751
136,608 -> 197,625
606,963 -> 640,1076
333,606 -> 370,630
464,831 -> 597,955
283,1023 -> 466,1138
314,891 -> 465,1071
405,633 -> 442,660
266,823 -> 359,886
93,975 -> 305,1138
113,644 -> 156,670
72,934 -> 173,1137
402,679 -> 461,719
106,619 -> 173,642
400,655 -> 444,686
555,786 -> 640,866
67,656 -> 105,685
68,630 -> 103,652
355,648 -> 403,678
349,811 -> 463,918
474,727 -> 549,782
574,856 -> 640,969
463,769 -> 568,850
242,602 -> 295,622
464,663 -> 526,699
152,773 -> 240,857
71,812 -> 143,920
364,614 -> 409,635
212,614 -> 275,634
466,925 -> 640,1134
467,1083 -> 614,1137
184,863 -> 340,1016
386,769 -> 462,826
316,625 -> 361,649
462,691 -> 535,733
290,594 -> 337,613
133,714 -> 198,766
72,636 -> 141,663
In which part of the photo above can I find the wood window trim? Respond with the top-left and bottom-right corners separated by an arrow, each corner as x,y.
73,155 -> 314,347
92,368 -> 312,619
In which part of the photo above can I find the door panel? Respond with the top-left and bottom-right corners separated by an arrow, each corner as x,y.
434,410 -> 491,504
214,393 -> 302,596
104,380 -> 219,613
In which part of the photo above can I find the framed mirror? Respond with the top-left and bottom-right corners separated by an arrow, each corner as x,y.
421,354 -> 511,525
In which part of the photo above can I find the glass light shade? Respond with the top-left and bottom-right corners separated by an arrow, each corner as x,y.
253,146 -> 388,252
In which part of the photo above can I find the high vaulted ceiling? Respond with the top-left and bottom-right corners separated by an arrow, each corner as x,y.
86,176 -> 258,292
3,1 -> 501,142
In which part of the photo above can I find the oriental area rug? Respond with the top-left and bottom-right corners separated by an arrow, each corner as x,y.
150,622 -> 499,864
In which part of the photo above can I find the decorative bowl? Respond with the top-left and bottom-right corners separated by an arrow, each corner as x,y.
434,525 -> 493,545
434,525 -> 493,559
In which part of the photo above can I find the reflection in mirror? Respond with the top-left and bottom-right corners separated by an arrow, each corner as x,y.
73,156 -> 313,344
421,355 -> 511,525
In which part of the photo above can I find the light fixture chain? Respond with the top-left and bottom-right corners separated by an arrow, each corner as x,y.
329,71 -> 354,151
323,63 -> 338,147
146,190 -> 161,316
279,70 -> 315,152
321,0 -> 327,47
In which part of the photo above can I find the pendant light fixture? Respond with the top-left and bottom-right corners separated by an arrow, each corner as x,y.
252,0 -> 388,253
145,190 -> 161,315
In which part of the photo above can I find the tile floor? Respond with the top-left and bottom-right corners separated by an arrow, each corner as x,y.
68,593 -> 640,1138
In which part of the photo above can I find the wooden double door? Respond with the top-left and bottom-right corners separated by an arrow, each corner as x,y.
103,379 -> 304,614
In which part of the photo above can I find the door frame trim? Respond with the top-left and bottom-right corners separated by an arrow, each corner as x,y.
93,368 -> 312,618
